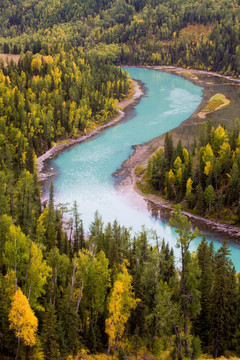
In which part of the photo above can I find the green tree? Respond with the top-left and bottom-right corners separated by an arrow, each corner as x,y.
156,279 -> 183,360
209,242 -> 237,358
204,185 -> 215,211
0,215 -> 12,271
41,303 -> 60,360
23,242 -> 51,311
164,132 -> 173,168
170,205 -> 200,358
71,201 -> 84,254
195,238 -> 214,350
3,224 -> 29,291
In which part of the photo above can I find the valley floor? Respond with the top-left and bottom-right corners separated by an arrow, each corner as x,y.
38,64 -> 240,241
115,66 -> 240,242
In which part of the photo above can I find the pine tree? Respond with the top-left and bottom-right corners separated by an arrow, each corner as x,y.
160,240 -> 174,284
164,132 -> 174,168
41,303 -> 60,360
72,201 -> 82,255
59,289 -> 80,357
195,184 -> 205,214
209,242 -> 237,358
156,279 -> 183,360
3,43 -> 9,54
195,238 -> 214,350
169,205 -> 200,358
45,183 -> 57,251
0,215 -> 12,271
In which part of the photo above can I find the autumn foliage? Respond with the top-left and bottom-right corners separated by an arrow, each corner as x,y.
106,261 -> 139,352
8,288 -> 38,346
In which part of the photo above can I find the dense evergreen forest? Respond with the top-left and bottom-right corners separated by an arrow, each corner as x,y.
1,0 -> 240,359
147,122 -> 240,223
1,0 -> 240,75
1,191 -> 240,360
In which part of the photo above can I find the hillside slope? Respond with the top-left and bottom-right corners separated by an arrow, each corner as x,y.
1,0 -> 240,76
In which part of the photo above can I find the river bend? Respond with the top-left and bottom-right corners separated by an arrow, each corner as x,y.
43,67 -> 240,270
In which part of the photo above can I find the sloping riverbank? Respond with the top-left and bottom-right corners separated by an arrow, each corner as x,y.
37,80 -> 144,183
115,66 -> 240,241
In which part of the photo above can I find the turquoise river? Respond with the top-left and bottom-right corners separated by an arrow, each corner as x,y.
44,67 -> 240,271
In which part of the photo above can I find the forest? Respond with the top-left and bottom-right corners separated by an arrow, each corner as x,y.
1,0 -> 240,359
1,188 -> 239,360
0,50 -> 128,237
1,0 -> 240,76
147,122 -> 240,224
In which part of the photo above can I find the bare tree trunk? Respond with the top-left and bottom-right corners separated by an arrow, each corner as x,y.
70,261 -> 76,294
69,218 -> 73,243
24,243 -> 32,296
28,278 -> 32,302
15,336 -> 20,360
107,338 -> 111,355
76,281 -> 84,313
14,237 -> 18,292
115,333 -> 119,352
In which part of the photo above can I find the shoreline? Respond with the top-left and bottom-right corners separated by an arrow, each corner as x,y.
115,65 -> 240,241
37,79 -> 144,183
38,64 -> 240,241
145,197 -> 240,241
142,65 -> 240,84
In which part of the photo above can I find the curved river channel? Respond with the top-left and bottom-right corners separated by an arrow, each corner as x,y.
43,67 -> 240,271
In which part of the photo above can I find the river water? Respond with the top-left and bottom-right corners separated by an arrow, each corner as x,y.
43,67 -> 240,270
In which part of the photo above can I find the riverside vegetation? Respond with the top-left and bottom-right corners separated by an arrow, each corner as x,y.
1,0 -> 240,359
146,123 -> 240,224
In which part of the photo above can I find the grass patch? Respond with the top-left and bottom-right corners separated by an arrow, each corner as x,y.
218,208 -> 239,224
136,180 -> 159,195
179,70 -> 198,79
202,93 -> 230,113
135,164 -> 146,176
55,138 -> 71,145
0,53 -> 20,65
203,99 -> 224,112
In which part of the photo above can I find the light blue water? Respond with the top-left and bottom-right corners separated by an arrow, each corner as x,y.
45,67 -> 240,270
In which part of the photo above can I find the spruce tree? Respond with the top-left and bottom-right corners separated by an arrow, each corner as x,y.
164,132 -> 174,168
195,238 -> 214,350
3,43 -> 9,54
169,205 -> 200,358
41,303 -> 60,360
209,242 -> 237,358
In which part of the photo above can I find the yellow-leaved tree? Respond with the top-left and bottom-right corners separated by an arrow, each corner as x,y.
105,261 -> 140,354
9,288 -> 38,359
186,177 -> 194,207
